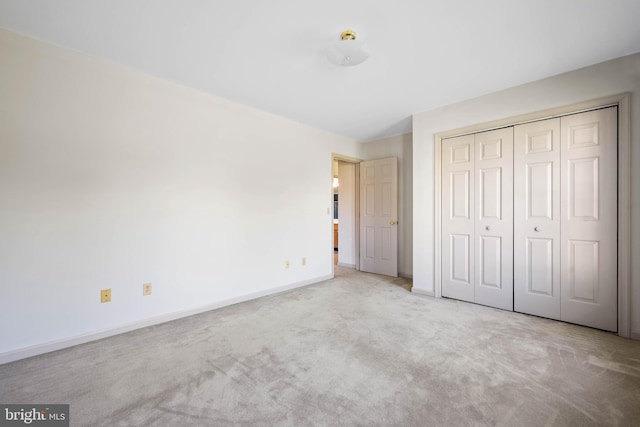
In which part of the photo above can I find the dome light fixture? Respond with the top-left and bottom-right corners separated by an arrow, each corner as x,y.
327,30 -> 370,67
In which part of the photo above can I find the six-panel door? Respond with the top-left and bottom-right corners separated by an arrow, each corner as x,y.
360,157 -> 398,277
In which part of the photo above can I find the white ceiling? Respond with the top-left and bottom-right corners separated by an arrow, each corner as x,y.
1,1 -> 639,142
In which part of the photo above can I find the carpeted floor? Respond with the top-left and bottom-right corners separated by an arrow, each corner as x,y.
1,267 -> 639,426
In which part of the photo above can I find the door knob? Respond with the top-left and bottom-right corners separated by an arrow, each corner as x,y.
485,226 -> 491,231
390,220 -> 398,225
534,226 -> 540,232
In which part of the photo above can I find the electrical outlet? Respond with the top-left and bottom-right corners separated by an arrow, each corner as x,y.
143,282 -> 152,296
302,257 -> 307,266
101,288 -> 111,303
285,260 -> 290,269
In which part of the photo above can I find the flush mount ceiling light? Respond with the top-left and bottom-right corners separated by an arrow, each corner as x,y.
327,30 -> 370,67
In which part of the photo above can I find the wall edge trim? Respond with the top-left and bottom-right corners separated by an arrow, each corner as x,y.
0,275 -> 332,365
411,287 -> 434,297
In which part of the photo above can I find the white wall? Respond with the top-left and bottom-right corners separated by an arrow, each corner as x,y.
413,53 -> 640,336
362,133 -> 413,278
337,162 -> 356,268
0,29 -> 362,362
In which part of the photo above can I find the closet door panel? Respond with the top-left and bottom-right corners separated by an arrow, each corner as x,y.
514,119 -> 561,320
474,128 -> 513,311
442,135 -> 475,303
561,108 -> 617,332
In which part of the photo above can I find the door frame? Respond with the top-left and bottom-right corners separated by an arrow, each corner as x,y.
433,93 -> 631,337
331,153 -> 361,278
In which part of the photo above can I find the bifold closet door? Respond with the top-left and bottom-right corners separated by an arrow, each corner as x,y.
442,134 -> 475,303
442,129 -> 513,310
474,129 -> 513,311
514,107 -> 617,331
560,107 -> 617,332
514,118 -> 561,320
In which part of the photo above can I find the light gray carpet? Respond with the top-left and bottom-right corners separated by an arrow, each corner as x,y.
1,267 -> 639,426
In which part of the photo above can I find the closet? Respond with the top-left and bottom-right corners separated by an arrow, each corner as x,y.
441,106 -> 618,332
441,128 -> 514,311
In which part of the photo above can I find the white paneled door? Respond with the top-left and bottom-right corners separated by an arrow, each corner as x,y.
560,108 -> 617,332
441,129 -> 513,310
360,157 -> 398,277
442,135 -> 475,303
443,106 -> 618,329
474,128 -> 513,311
514,118 -> 561,320
513,107 -> 617,331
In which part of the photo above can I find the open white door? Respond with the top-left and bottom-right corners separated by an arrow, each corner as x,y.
359,157 -> 398,277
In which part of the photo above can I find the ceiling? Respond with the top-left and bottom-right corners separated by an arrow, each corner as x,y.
1,1 -> 639,142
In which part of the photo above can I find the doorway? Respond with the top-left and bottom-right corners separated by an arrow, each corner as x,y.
331,155 -> 360,275
331,154 -> 401,278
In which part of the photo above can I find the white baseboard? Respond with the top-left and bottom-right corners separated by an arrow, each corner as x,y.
337,262 -> 356,269
399,272 -> 413,279
411,287 -> 434,297
0,275 -> 331,365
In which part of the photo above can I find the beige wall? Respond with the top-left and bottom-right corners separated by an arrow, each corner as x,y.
0,29 -> 362,362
